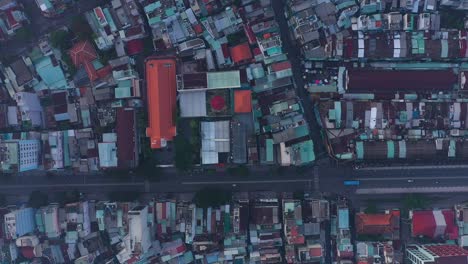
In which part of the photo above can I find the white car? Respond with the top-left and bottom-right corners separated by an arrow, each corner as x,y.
407,179 -> 414,183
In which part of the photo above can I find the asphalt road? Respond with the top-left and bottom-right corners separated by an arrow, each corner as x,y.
6,165 -> 468,194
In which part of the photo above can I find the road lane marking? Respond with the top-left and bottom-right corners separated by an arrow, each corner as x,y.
358,165 -> 468,171
359,176 -> 468,181
357,186 -> 468,194
0,182 -> 145,189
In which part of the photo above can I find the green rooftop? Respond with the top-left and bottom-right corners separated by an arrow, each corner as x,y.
207,71 -> 241,89
266,139 -> 274,162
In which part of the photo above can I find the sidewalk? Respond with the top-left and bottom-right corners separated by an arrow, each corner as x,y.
357,165 -> 468,171
356,186 -> 468,194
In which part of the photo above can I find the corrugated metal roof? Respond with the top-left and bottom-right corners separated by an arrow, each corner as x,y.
180,91 -> 207,117
207,71 -> 240,89
338,208 -> 349,229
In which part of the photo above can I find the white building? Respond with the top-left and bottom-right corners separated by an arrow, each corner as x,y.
128,205 -> 152,254
0,139 -> 41,173
14,92 -> 44,127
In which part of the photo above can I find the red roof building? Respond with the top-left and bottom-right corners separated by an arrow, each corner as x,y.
412,210 -> 458,239
230,42 -> 253,65
234,90 -> 252,113
126,39 -> 144,56
407,244 -> 468,264
355,211 -> 400,240
145,57 -> 177,149
346,69 -> 457,93
69,41 -> 111,82
116,108 -> 138,169
271,61 -> 292,72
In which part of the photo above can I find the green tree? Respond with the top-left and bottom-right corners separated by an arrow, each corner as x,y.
61,54 -> 76,75
402,193 -> 428,219
364,200 -> 378,214
15,27 -> 33,42
99,48 -> 117,65
403,194 -> 428,210
189,119 -> 199,130
194,187 -> 232,208
293,190 -> 304,200
28,191 -> 48,209
71,16 -> 93,41
143,37 -> 154,56
227,165 -> 250,177
55,190 -> 80,206
175,135 -> 193,171
50,30 -> 71,50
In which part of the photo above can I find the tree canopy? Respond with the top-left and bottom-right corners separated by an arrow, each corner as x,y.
174,135 -> 193,171
194,187 -> 232,208
227,165 -> 250,177
28,191 -> 48,209
50,30 -> 71,50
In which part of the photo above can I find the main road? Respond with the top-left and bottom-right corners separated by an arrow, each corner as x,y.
4,165 -> 468,199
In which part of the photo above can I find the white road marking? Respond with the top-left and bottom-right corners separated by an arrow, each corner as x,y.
359,176 -> 468,181
0,182 -> 145,189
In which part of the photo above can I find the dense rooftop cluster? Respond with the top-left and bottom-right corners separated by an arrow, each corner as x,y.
283,0 -> 468,162
0,0 -> 317,173
1,193 -> 468,263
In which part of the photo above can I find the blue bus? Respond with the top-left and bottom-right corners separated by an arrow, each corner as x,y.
344,180 -> 360,186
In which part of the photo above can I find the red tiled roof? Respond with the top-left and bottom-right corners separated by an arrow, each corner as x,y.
145,57 -> 177,149
424,245 -> 468,257
234,90 -> 252,113
69,41 -> 99,81
193,24 -> 203,34
271,61 -> 292,72
310,247 -> 322,257
355,213 -> 394,235
97,65 -> 112,79
126,39 -> 144,56
230,42 -> 252,64
116,108 -> 137,169
69,41 -> 97,67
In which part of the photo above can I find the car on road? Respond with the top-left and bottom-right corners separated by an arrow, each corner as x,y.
344,180 -> 360,186
407,179 -> 414,183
